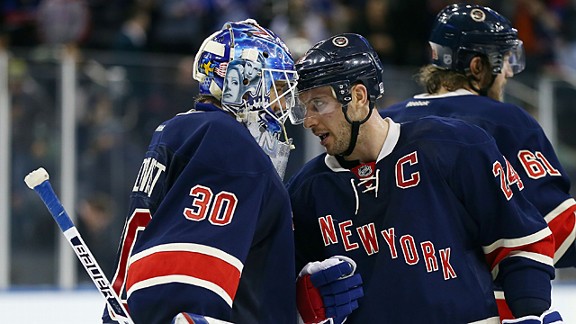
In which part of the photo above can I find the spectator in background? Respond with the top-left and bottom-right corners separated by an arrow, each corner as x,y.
147,0 -> 210,54
269,0 -> 334,57
82,0 -> 136,50
347,0 -> 433,67
8,58 -> 57,249
347,0 -> 394,64
509,0 -> 561,74
113,6 -> 150,51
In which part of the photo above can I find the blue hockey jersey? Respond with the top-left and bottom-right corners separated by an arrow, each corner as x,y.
381,90 -> 576,268
287,117 -> 555,323
103,103 -> 296,324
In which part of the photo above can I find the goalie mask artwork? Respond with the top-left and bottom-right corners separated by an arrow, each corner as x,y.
193,19 -> 299,178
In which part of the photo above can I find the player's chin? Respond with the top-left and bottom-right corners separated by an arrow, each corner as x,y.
326,145 -> 343,156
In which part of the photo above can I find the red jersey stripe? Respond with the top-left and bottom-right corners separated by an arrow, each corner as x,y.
483,228 -> 554,272
544,199 -> 576,263
126,244 -> 242,305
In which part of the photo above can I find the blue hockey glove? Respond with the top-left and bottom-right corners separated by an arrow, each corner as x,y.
297,255 -> 363,324
502,309 -> 563,324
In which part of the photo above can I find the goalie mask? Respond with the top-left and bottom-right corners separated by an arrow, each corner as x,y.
193,19 -> 299,178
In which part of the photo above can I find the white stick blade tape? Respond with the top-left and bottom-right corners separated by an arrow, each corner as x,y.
24,167 -> 50,189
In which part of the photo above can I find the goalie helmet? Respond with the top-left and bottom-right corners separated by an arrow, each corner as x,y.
193,19 -> 298,125
429,3 -> 525,75
193,19 -> 298,179
291,33 -> 385,124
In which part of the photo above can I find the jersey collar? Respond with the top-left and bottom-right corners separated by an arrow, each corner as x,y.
324,117 -> 401,172
413,88 -> 474,99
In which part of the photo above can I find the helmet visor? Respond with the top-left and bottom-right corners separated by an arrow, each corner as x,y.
507,40 -> 525,75
288,86 -> 341,125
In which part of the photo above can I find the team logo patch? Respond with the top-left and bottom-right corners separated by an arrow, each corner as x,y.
332,36 -> 349,47
470,8 -> 486,22
357,164 -> 374,177
442,54 -> 452,66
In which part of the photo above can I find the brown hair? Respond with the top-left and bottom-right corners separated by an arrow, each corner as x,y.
417,55 -> 493,94
416,65 -> 469,94
195,94 -> 220,106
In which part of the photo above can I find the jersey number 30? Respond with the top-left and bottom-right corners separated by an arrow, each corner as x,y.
183,184 -> 238,226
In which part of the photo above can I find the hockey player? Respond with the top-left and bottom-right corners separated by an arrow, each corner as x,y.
102,19 -> 300,324
380,3 -> 576,320
287,33 -> 563,323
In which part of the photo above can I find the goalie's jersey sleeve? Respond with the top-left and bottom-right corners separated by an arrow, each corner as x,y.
381,91 -> 576,267
287,117 -> 555,323
103,103 -> 296,324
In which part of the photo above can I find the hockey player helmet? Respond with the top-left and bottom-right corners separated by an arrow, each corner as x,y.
290,33 -> 385,124
193,19 -> 298,126
193,19 -> 299,179
429,3 -> 525,75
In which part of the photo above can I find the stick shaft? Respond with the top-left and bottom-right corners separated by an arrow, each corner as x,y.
32,180 -> 134,324
26,169 -> 233,324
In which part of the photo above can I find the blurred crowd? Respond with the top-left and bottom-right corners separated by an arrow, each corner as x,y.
2,0 -> 576,72
4,0 -> 576,285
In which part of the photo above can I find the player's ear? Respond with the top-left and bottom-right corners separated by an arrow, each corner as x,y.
469,56 -> 485,77
351,83 -> 368,106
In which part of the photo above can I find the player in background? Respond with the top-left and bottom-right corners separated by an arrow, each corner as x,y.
102,19 -> 299,324
380,3 -> 576,320
287,32 -> 563,323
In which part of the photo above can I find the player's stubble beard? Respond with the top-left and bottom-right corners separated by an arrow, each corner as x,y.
485,64 -> 510,102
488,75 -> 506,102
327,119 -> 355,157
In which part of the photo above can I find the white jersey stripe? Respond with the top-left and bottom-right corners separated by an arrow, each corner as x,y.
483,227 -> 552,254
129,243 -> 243,272
126,274 -> 233,307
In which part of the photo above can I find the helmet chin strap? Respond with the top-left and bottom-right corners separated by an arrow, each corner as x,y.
338,102 -> 374,157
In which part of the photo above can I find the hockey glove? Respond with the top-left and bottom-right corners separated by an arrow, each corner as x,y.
297,255 -> 363,324
502,309 -> 563,324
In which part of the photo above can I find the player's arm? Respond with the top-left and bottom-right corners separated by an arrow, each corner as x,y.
288,173 -> 364,324
445,128 -> 557,319
511,122 -> 576,267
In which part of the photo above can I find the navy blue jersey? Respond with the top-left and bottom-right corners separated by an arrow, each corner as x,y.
287,117 -> 555,323
103,103 -> 296,324
381,90 -> 576,268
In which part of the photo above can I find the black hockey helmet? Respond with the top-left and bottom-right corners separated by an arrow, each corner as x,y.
290,33 -> 385,124
429,3 -> 525,75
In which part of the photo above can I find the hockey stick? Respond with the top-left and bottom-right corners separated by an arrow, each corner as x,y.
25,167 -> 235,324
24,167 -> 134,324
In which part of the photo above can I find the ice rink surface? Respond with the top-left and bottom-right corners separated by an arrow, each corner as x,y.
0,284 -> 575,323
